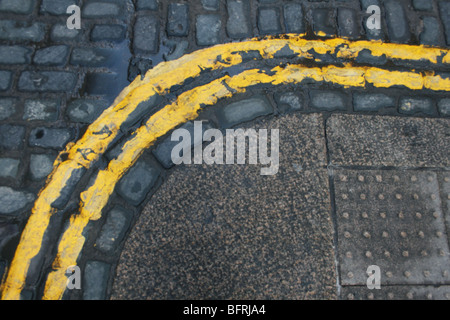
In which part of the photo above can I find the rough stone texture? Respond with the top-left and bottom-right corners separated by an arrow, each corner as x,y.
202,0 -> 219,11
412,0 -> 433,11
438,98 -> 450,117
196,14 -> 222,46
133,15 -> 159,53
341,286 -> 450,300
82,2 -> 120,18
83,261 -> 111,300
0,0 -> 35,14
33,45 -> 69,66
310,90 -> 348,111
0,71 -> 12,91
0,158 -> 20,178
258,7 -> 282,35
167,3 -> 189,37
95,207 -> 131,253
327,114 -> 450,167
91,24 -> 126,42
0,46 -> 33,65
312,8 -> 336,36
420,16 -> 444,46
70,48 -> 112,67
40,0 -> 78,15
384,0 -> 410,43
0,20 -> 45,42
29,127 -> 74,150
283,3 -> 305,34
111,114 -> 335,300
353,93 -> 395,111
335,169 -> 450,286
274,92 -> 303,112
29,154 -> 55,181
117,159 -> 160,206
0,98 -> 17,121
18,71 -> 77,92
338,8 -> 360,39
66,99 -> 109,123
399,97 -> 434,116
136,0 -> 158,11
0,187 -> 35,215
216,96 -> 273,128
226,0 -> 251,39
439,1 -> 450,45
50,23 -> 81,41
23,99 -> 59,121
0,125 -> 25,150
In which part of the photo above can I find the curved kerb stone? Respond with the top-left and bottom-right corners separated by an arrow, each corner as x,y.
1,35 -> 450,300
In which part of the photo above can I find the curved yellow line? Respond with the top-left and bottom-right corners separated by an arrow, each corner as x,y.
2,36 -> 450,300
43,64 -> 450,300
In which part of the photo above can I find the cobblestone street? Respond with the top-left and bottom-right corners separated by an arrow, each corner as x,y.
0,0 -> 449,300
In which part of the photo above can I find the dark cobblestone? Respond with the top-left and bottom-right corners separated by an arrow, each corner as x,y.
18,71 -> 77,92
50,23 -> 82,42
167,3 -> 189,37
0,186 -> 35,215
283,3 -> 305,34
274,92 -> 304,112
216,96 -> 273,128
399,97 -> 435,116
0,20 -> 46,42
312,8 -> 336,36
0,158 -> 20,179
196,14 -> 222,46
360,0 -> 383,40
258,7 -> 282,35
29,154 -> 56,181
133,15 -> 159,54
0,0 -> 35,14
0,71 -> 12,91
353,92 -> 395,112
439,1 -> 450,46
66,99 -> 109,124
0,98 -> 17,121
412,0 -> 433,11
338,8 -> 360,39
82,1 -> 121,18
83,261 -> 111,300
136,0 -> 158,11
91,24 -> 126,42
384,0 -> 410,43
33,45 -> 69,66
0,46 -> 33,65
23,99 -> 59,121
310,90 -> 348,111
202,0 -> 219,11
0,125 -> 25,150
70,47 -> 111,67
40,0 -> 78,15
226,0 -> 251,39
95,207 -> 131,253
29,127 -> 74,150
420,16 -> 444,46
438,98 -> 450,116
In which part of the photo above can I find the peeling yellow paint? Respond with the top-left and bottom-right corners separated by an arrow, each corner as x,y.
2,36 -> 450,300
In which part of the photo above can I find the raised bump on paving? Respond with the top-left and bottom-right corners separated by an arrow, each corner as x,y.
1,36 -> 450,300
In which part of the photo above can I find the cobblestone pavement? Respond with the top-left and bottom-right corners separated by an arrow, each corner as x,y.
0,0 -> 449,300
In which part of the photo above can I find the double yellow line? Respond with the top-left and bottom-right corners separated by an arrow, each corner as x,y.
1,35 -> 450,300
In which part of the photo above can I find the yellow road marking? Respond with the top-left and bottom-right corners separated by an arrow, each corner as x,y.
2,36 -> 450,300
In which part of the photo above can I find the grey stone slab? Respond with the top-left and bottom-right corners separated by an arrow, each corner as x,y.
91,24 -> 126,42
0,186 -> 35,215
70,47 -> 112,67
439,1 -> 450,45
312,8 -> 336,36
0,0 -> 34,14
412,0 -> 433,11
117,160 -> 160,206
18,71 -> 77,92
82,2 -> 120,18
50,23 -> 81,41
0,158 -> 20,178
0,20 -> 46,42
29,127 -> 74,150
310,90 -> 348,111
399,97 -> 435,116
133,16 -> 159,53
41,0 -> 78,15
196,14 -> 222,46
327,114 -> 450,167
136,0 -> 158,11
33,45 -> 69,66
0,98 -> 17,121
23,99 -> 59,121
0,125 -> 25,150
66,99 -> 109,124
274,92 -> 303,112
83,261 -> 111,300
226,0 -> 251,39
0,71 -> 12,91
95,207 -> 131,253
335,169 -> 450,286
258,7 -> 282,35
283,3 -> 305,34
438,98 -> 450,117
438,172 -> 450,241
167,3 -> 189,37
202,0 -> 219,11
420,16 -> 444,46
216,96 -> 273,128
111,113 -> 335,300
384,0 -> 410,43
29,154 -> 55,181
353,93 -> 395,112
338,8 -> 360,39
0,46 -> 33,64
341,285 -> 450,300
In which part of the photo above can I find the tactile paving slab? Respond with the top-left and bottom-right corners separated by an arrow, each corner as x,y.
340,285 -> 450,300
334,169 -> 450,286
